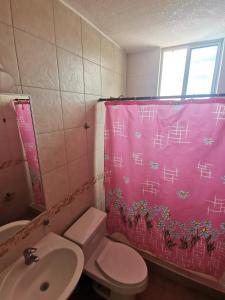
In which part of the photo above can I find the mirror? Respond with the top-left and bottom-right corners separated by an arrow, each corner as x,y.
0,93 -> 45,243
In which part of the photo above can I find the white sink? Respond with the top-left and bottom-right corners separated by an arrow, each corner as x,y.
0,232 -> 84,300
0,220 -> 30,244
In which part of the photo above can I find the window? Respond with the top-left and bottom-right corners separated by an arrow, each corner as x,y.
159,40 -> 223,96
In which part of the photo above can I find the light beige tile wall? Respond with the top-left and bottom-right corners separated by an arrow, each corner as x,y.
0,0 -> 127,217
0,0 -> 126,269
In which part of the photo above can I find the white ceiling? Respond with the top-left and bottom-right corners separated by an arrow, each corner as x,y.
64,0 -> 225,53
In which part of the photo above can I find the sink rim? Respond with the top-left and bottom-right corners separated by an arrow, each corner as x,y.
0,232 -> 84,300
0,220 -> 30,244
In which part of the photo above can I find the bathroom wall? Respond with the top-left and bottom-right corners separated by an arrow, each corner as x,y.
0,0 -> 126,209
126,43 -> 225,96
0,0 -> 126,270
126,47 -> 161,97
0,94 -> 33,225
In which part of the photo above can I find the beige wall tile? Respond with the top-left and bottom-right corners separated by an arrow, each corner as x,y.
50,189 -> 93,234
23,87 -> 63,134
1,84 -> 23,94
65,127 -> 87,163
16,85 -> 23,94
68,156 -> 90,192
0,0 -> 12,25
37,131 -> 66,174
11,0 -> 54,43
61,91 -> 85,129
15,29 -> 59,89
101,67 -> 115,97
0,23 -> 20,85
54,0 -> 82,56
84,60 -> 101,95
82,20 -> 100,64
86,125 -> 95,155
57,47 -> 84,93
101,36 -> 114,70
85,94 -> 97,126
42,166 -> 69,209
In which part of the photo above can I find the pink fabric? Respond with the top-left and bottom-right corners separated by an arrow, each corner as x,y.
15,101 -> 44,208
104,98 -> 225,279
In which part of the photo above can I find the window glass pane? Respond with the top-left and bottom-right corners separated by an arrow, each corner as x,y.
186,46 -> 218,94
160,48 -> 187,96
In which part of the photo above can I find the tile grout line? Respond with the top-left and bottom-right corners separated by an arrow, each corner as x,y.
80,16 -> 91,173
0,18 -> 121,74
21,84 -> 103,97
9,0 -> 23,92
40,152 -> 88,177
37,124 -> 87,135
0,18 -> 12,28
51,0 -> 70,194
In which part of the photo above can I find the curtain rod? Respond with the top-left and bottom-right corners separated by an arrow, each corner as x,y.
98,93 -> 225,102
14,98 -> 30,101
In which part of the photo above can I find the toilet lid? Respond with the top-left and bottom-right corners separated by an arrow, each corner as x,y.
96,240 -> 148,286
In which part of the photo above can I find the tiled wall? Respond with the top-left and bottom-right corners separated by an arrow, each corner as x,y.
0,94 -> 33,225
0,0 -> 126,211
0,0 -> 126,269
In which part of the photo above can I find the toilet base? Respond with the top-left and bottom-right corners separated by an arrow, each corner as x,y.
92,280 -> 136,300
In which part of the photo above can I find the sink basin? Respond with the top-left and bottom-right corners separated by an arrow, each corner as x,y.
0,220 -> 30,244
0,232 -> 84,300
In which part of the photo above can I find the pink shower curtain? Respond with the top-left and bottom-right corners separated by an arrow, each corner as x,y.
15,101 -> 44,209
104,98 -> 225,279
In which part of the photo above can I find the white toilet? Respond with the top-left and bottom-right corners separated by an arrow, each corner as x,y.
64,207 -> 148,300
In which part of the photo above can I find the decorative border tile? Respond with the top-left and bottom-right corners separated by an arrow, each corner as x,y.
0,173 -> 104,257
0,159 -> 26,170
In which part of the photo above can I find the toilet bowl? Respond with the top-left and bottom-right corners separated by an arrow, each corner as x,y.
63,207 -> 148,300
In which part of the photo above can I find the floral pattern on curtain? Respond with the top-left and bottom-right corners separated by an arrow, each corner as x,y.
104,98 -> 225,279
15,100 -> 44,209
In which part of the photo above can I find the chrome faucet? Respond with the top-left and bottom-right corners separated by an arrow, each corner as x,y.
23,248 -> 39,265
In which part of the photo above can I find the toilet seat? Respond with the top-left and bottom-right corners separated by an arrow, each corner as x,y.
96,240 -> 148,286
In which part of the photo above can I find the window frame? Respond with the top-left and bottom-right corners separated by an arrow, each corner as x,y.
158,39 -> 224,96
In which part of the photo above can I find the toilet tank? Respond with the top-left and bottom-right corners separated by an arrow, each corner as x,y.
64,207 -> 107,260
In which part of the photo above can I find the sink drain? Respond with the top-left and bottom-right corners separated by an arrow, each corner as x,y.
40,282 -> 50,292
